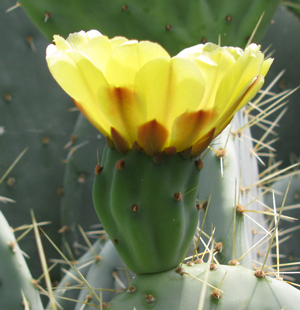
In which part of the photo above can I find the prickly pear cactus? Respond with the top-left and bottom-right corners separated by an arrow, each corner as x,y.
199,125 -> 252,268
94,147 -> 202,274
46,27 -> 272,278
3,1 -> 300,310
109,263 -> 300,310
0,211 -> 43,310
13,0 -> 284,266
199,107 -> 272,268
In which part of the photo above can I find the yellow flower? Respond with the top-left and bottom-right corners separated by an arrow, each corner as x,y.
46,30 -> 272,157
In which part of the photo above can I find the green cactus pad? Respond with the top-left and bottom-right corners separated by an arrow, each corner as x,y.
109,263 -> 300,310
93,146 -> 202,274
283,0 -> 300,17
19,0 -> 280,54
199,126 -> 251,268
0,211 -> 43,310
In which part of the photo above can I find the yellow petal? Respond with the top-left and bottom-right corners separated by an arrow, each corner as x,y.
111,127 -> 130,154
170,109 -> 217,152
135,58 -> 171,125
105,40 -> 170,86
47,51 -> 95,101
53,35 -> 70,51
168,57 -> 205,115
212,116 -> 233,140
234,74 -> 264,112
110,36 -> 129,49
97,85 -> 146,144
214,75 -> 264,137
81,35 -> 111,71
260,58 -> 273,76
46,50 -> 110,135
46,43 -> 58,57
137,120 -> 169,157
86,29 -> 102,39
176,43 -> 217,61
81,35 -> 129,72
135,57 -> 205,132
73,99 -> 109,136
215,48 -> 264,112
194,49 -> 237,109
191,128 -> 215,157
65,31 -> 89,50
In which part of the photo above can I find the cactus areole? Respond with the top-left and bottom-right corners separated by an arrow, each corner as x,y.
46,30 -> 272,274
